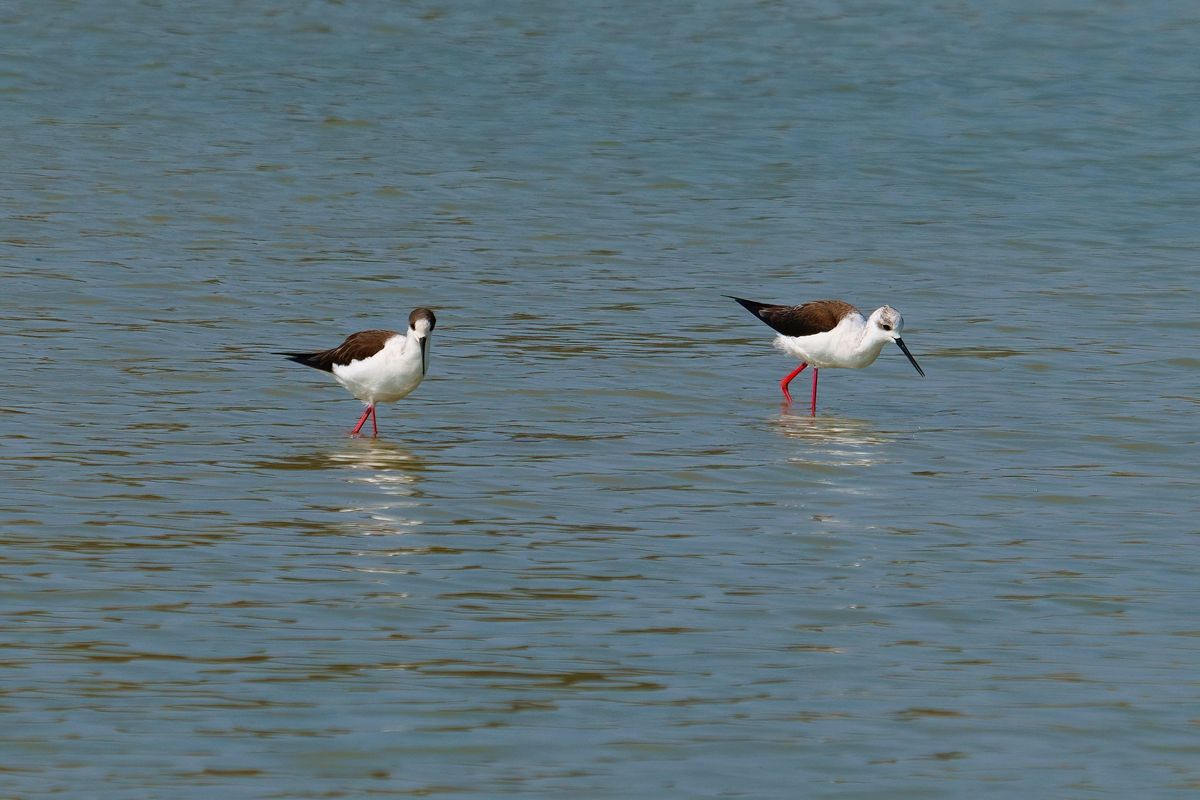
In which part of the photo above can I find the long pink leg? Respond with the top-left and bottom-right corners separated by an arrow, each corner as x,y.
810,368 -> 819,415
370,405 -> 378,437
780,363 -> 808,403
350,404 -> 374,437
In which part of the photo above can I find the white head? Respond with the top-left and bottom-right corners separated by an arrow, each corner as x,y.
868,306 -> 924,376
868,306 -> 904,340
409,307 -> 436,375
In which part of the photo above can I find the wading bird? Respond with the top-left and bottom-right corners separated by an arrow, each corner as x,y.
729,296 -> 923,414
280,307 -> 436,437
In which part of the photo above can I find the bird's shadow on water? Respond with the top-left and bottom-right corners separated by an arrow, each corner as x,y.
770,408 -> 896,467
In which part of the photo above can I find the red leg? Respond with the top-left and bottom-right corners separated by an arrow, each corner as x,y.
810,368 -> 819,415
350,405 -> 373,437
370,405 -> 379,437
780,363 -> 808,403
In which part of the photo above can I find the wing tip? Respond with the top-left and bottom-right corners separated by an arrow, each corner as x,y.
726,295 -> 769,316
278,352 -> 329,371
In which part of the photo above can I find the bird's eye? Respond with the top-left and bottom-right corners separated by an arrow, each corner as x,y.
881,324 -> 892,331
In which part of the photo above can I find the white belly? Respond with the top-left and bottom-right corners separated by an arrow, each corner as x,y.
331,336 -> 424,404
774,329 -> 885,369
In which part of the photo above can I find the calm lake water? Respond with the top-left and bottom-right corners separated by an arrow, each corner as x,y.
2,1 -> 1198,797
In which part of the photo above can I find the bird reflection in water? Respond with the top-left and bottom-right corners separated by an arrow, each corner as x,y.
269,439 -> 427,538
324,440 -> 431,577
329,438 -> 425,525
771,410 -> 895,468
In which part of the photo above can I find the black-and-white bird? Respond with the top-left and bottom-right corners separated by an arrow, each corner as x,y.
729,296 -> 923,412
280,307 -> 436,436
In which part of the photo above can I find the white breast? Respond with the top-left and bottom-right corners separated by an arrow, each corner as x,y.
332,333 -> 425,403
773,313 -> 885,369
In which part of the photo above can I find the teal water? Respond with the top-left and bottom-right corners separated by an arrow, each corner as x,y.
2,1 -> 1198,797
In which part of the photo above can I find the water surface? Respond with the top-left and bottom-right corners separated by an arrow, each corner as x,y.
2,1 -> 1198,797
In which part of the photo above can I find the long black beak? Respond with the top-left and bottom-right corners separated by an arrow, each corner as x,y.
419,336 -> 429,376
895,337 -> 925,377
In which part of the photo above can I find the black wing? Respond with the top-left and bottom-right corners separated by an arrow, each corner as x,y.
278,329 -> 398,372
727,296 -> 858,338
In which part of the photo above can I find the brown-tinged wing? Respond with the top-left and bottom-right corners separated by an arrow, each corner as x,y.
728,296 -> 858,337
279,329 -> 398,372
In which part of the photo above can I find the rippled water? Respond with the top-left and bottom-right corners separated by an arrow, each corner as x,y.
2,1 -> 1198,797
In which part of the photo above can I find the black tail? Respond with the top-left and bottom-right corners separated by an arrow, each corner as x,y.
277,352 -> 324,370
725,295 -> 773,319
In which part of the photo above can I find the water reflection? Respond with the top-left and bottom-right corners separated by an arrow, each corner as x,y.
771,410 -> 894,467
256,439 -> 426,477
256,440 -> 426,531
320,440 -> 429,575
324,440 -> 426,533
326,439 -> 426,479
